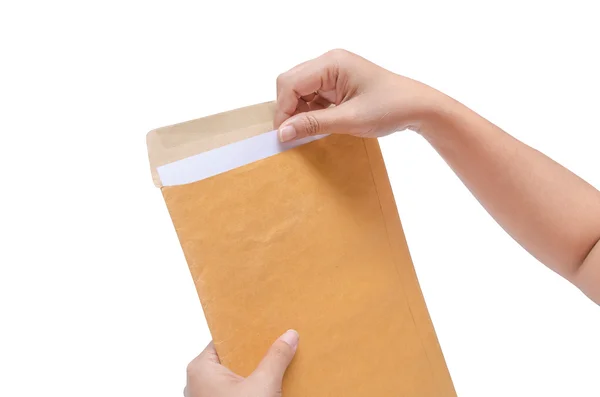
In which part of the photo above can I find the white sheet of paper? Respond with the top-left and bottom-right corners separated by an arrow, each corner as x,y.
157,130 -> 328,186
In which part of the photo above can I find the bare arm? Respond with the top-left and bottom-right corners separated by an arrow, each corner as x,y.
420,96 -> 600,303
274,49 -> 600,304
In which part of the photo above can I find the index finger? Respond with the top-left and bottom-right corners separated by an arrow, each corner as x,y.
188,341 -> 221,371
274,51 -> 341,128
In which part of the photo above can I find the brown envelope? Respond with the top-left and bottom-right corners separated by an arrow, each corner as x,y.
147,101 -> 456,396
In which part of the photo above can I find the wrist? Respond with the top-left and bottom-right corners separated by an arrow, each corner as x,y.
417,89 -> 464,141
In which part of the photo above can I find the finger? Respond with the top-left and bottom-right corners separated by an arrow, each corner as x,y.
274,51 -> 344,128
186,342 -> 219,387
277,104 -> 356,142
250,330 -> 299,385
195,341 -> 221,365
308,94 -> 332,111
294,98 -> 310,115
307,101 -> 327,111
300,92 -> 318,103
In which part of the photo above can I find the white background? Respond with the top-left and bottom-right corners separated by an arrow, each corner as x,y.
1,1 -> 599,396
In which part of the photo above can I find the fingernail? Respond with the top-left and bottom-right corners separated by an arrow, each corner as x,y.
278,125 -> 297,142
279,329 -> 299,350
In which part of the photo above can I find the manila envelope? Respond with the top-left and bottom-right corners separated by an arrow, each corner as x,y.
147,101 -> 456,396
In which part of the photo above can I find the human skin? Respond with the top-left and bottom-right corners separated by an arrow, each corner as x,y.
184,330 -> 299,397
185,49 -> 600,397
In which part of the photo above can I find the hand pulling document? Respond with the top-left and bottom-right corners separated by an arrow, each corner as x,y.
146,101 -> 456,397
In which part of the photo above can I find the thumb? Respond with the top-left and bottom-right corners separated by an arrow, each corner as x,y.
278,105 -> 354,142
250,330 -> 299,385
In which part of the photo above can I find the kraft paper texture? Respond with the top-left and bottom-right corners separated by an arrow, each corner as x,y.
148,102 -> 456,397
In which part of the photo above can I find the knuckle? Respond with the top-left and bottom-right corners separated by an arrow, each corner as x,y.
326,48 -> 349,59
271,343 -> 292,359
185,362 -> 196,376
186,359 -> 202,377
303,114 -> 320,136
276,73 -> 287,89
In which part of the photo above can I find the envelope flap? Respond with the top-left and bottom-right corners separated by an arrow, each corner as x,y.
146,101 -> 276,187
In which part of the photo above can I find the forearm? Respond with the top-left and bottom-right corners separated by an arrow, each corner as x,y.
418,95 -> 600,302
